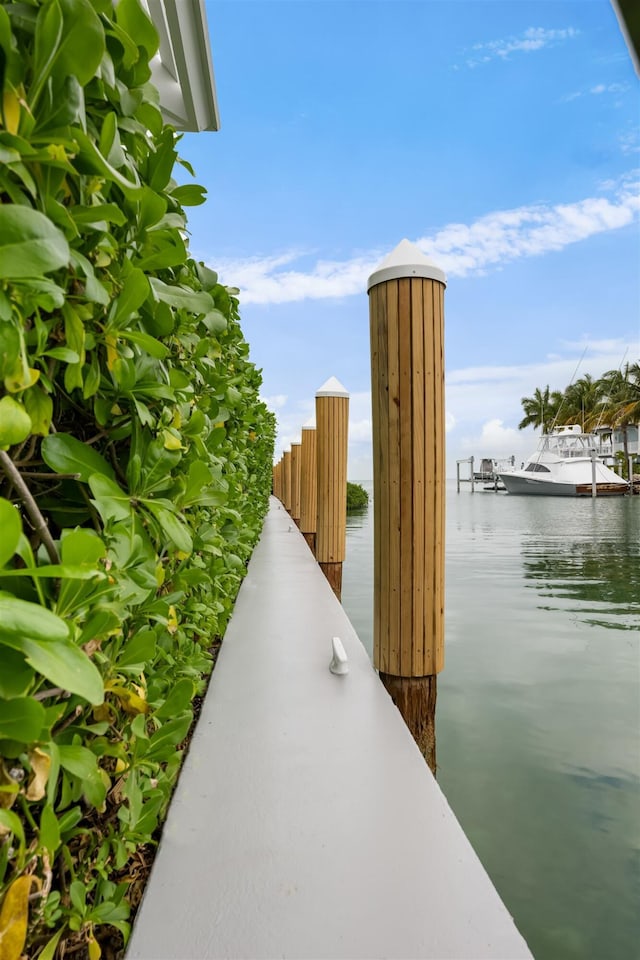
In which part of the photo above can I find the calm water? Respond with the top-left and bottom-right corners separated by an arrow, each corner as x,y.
342,483 -> 640,960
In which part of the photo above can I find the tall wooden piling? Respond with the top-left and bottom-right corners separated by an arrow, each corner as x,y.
368,239 -> 446,773
290,441 -> 302,526
315,378 -> 349,600
300,419 -> 317,553
283,449 -> 292,513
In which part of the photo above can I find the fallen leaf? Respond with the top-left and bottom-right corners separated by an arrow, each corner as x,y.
25,748 -> 51,802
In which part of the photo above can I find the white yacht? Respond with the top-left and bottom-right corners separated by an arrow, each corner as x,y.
498,425 -> 629,497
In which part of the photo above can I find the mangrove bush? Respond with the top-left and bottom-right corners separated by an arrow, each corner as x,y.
0,0 -> 274,955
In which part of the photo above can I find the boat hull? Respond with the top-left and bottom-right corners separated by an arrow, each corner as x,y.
498,473 -> 628,497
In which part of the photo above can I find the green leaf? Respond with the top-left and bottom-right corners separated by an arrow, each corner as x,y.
0,396 -> 31,449
0,696 -> 45,741
39,803 -> 61,857
119,329 -> 169,359
42,347 -> 79,363
0,596 -> 67,643
0,810 -> 25,850
88,474 -> 131,522
170,183 -> 207,206
35,928 -> 64,960
0,205 -> 70,278
41,433 -> 116,482
117,627 -> 156,668
149,277 -> 213,315
144,714 -> 191,761
154,678 -> 194,719
202,309 -> 228,334
61,529 -> 106,567
32,0 -> 105,91
0,564 -> 105,580
73,128 -> 143,198
115,0 -> 158,57
0,648 -> 33,698
145,502 -> 192,554
58,744 -> 98,779
70,203 -> 127,226
0,498 -> 21,568
22,638 -> 103,704
23,386 -> 53,436
0,322 -> 20,379
108,268 -> 150,329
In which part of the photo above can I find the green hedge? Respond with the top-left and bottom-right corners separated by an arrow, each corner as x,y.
346,482 -> 369,511
0,1 -> 274,955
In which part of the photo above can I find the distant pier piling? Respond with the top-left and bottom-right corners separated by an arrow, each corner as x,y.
368,239 -> 446,773
283,449 -> 292,513
300,419 -> 317,553
315,377 -> 349,600
290,441 -> 302,526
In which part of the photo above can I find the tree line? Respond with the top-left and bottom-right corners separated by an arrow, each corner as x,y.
518,363 -> 640,458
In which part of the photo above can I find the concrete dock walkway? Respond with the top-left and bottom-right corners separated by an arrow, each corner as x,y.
127,498 -> 531,959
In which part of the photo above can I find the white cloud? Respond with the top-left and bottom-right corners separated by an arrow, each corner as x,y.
211,173 -> 639,305
261,393 -> 288,411
590,82 -> 629,95
465,26 -> 579,68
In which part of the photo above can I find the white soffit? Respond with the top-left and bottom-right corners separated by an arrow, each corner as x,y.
144,0 -> 220,132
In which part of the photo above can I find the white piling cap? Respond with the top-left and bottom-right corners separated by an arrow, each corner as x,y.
367,238 -> 446,291
316,376 -> 349,398
302,416 -> 316,430
291,440 -> 301,446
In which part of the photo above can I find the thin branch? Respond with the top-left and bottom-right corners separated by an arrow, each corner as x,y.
34,687 -> 68,701
0,449 -> 60,563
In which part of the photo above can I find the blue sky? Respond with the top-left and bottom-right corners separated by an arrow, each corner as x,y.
179,1 -> 639,480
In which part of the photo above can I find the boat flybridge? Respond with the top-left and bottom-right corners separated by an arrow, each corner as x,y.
498,425 -> 629,497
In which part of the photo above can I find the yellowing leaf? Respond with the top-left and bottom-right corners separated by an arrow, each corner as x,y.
166,605 -> 178,635
1,90 -> 21,136
106,684 -> 149,716
25,748 -> 51,802
155,563 -> 165,587
0,762 -> 19,813
105,334 -> 118,371
46,144 -> 68,163
171,409 -> 182,429
92,703 -> 114,723
88,933 -> 102,960
0,875 -> 33,960
162,429 -> 183,451
4,363 -> 39,394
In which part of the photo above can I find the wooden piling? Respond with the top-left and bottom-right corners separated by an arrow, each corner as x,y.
315,378 -> 349,600
290,442 -> 302,526
283,449 -> 292,513
368,239 -> 446,773
300,420 -> 317,554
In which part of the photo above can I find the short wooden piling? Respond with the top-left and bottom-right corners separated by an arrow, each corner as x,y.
368,239 -> 446,773
290,441 -> 302,526
283,449 -> 292,513
300,420 -> 317,554
315,378 -> 349,600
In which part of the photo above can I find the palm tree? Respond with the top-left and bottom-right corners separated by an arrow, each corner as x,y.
518,385 -> 563,433
559,374 -> 605,430
592,363 -> 640,462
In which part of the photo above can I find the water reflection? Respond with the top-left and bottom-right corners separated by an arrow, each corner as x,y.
520,498 -> 640,630
342,489 -> 640,960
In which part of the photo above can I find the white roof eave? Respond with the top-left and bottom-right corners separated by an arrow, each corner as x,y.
145,0 -> 220,132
